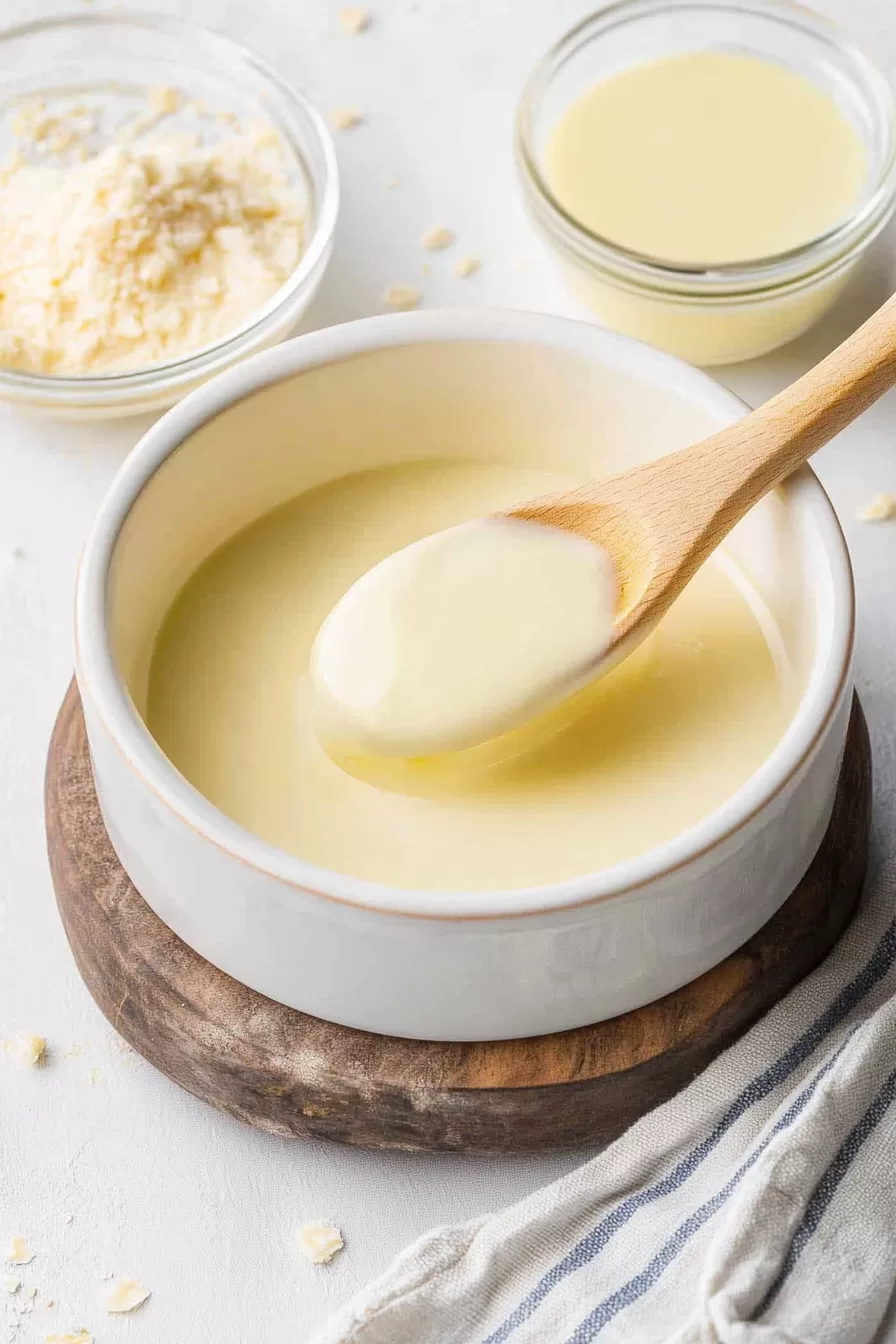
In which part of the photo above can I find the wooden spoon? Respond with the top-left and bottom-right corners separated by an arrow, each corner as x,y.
510,293 -> 896,676
313,297 -> 896,762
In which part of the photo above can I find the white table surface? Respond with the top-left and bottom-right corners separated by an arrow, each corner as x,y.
2,1 -> 896,1340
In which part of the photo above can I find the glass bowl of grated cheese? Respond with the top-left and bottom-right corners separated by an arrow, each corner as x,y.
0,12 -> 338,418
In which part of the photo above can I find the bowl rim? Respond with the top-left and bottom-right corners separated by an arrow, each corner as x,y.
75,307 -> 855,920
0,9 -> 340,402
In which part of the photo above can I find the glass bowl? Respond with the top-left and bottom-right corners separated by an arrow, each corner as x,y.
516,0 -> 896,365
0,12 -> 338,418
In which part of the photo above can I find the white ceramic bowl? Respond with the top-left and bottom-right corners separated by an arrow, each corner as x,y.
75,309 -> 855,1041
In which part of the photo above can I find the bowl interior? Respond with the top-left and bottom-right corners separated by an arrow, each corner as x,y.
107,330 -> 829,819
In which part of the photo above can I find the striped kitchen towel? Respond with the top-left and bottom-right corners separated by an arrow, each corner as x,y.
312,859 -> 896,1344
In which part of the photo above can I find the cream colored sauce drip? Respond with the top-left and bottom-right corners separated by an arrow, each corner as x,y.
147,460 -> 791,892
546,51 -> 867,267
310,516 -> 617,758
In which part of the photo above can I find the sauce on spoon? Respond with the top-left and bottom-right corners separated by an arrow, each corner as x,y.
310,516 -> 616,759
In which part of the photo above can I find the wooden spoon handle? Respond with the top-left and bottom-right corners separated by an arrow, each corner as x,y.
512,291 -> 896,650
602,289 -> 896,600
685,288 -> 896,517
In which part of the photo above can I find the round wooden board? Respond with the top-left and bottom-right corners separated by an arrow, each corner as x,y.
46,683 -> 870,1155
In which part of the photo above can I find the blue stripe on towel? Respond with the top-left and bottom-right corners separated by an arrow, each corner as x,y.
484,919 -> 896,1344
563,1027 -> 859,1344
755,1065 -> 896,1318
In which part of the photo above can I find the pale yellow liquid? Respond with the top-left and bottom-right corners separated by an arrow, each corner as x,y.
146,460 -> 792,891
546,51 -> 867,267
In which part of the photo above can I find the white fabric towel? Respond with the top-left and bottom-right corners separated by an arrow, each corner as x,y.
311,861 -> 896,1344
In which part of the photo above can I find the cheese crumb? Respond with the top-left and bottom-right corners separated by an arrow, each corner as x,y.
10,101 -> 92,153
104,1278 -> 151,1314
339,7 -> 371,34
330,108 -> 364,131
383,284 -> 421,311
296,1223 -> 344,1264
420,225 -> 454,251
454,256 -> 480,278
13,1033 -> 46,1067
0,112 -> 304,376
4,1237 -> 34,1266
3,1275 -> 20,1294
147,85 -> 179,117
857,492 -> 896,521
45,1334 -> 91,1344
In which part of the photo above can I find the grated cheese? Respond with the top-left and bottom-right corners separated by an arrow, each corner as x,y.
857,492 -> 896,522
0,106 -> 305,376
339,7 -> 372,34
382,284 -> 421,311
104,1277 -> 151,1313
4,1236 -> 34,1266
295,1222 -> 344,1264
330,108 -> 364,131
420,225 -> 454,251
12,1033 -> 46,1067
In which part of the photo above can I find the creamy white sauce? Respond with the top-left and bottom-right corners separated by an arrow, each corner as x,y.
146,459 -> 792,892
310,516 -> 617,758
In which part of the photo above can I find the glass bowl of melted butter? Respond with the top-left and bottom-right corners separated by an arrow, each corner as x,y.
516,0 -> 896,365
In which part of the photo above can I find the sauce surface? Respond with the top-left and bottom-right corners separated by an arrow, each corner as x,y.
546,51 -> 867,266
146,459 -> 792,891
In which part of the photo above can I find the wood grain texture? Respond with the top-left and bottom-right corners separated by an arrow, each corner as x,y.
511,292 -> 896,663
45,682 -> 870,1156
